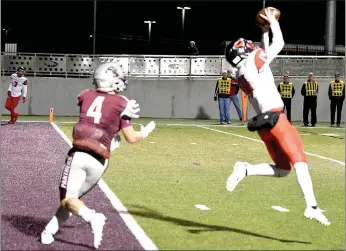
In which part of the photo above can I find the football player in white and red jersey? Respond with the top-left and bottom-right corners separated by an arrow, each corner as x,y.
4,67 -> 28,124
224,8 -> 330,226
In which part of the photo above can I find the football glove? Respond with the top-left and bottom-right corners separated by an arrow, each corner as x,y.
110,134 -> 121,151
121,100 -> 140,120
140,121 -> 156,138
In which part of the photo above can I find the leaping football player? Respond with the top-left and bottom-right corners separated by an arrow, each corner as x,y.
40,62 -> 157,248
224,8 -> 330,226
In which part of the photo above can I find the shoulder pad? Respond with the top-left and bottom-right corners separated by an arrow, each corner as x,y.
117,94 -> 130,102
77,89 -> 91,98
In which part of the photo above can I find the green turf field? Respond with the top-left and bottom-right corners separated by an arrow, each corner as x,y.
3,115 -> 345,250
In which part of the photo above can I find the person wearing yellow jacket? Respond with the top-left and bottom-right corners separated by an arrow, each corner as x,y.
214,71 -> 232,124
301,72 -> 318,127
277,73 -> 295,122
328,72 -> 345,127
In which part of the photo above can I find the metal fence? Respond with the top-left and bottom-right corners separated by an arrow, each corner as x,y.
1,52 -> 345,78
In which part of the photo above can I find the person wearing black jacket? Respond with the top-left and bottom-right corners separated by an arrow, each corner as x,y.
328,71 -> 345,127
301,72 -> 319,127
188,41 -> 199,55
228,70 -> 242,122
277,73 -> 295,122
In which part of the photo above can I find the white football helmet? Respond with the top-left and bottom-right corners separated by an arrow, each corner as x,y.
93,62 -> 127,93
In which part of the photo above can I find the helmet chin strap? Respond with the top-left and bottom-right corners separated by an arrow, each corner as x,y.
234,57 -> 246,68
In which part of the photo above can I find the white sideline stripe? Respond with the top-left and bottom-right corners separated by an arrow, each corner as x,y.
50,122 -> 159,251
1,120 -> 345,130
196,125 -> 345,166
167,123 -> 345,130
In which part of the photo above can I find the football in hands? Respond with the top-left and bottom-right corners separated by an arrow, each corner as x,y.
256,7 -> 281,27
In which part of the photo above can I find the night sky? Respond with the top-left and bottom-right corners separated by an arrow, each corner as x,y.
1,0 -> 345,55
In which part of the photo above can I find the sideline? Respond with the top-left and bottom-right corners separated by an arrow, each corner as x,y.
50,122 -> 159,251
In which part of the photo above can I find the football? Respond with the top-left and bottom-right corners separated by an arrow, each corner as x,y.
256,7 -> 281,27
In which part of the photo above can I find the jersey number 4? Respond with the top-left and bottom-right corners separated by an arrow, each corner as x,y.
86,96 -> 105,124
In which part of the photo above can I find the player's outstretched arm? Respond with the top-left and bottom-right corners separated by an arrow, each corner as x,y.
122,121 -> 156,144
259,26 -> 269,51
260,8 -> 284,63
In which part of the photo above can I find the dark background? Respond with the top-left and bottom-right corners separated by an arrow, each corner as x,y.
1,0 -> 345,55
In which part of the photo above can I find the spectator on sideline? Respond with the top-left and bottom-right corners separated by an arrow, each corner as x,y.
328,71 -> 345,127
214,70 -> 231,124
277,72 -> 295,122
228,69 -> 242,122
188,41 -> 199,55
301,72 -> 318,127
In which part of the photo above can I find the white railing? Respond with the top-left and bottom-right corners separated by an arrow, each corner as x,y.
1,52 -> 345,78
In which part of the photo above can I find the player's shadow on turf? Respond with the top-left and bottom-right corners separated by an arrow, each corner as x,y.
124,205 -> 312,245
2,214 -> 94,249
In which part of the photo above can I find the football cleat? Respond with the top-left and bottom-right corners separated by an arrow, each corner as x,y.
304,207 -> 331,226
90,213 -> 107,249
226,162 -> 248,192
40,230 -> 55,244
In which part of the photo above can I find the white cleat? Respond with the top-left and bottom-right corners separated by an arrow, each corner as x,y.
90,213 -> 107,249
304,207 -> 331,226
226,162 -> 248,192
40,230 -> 55,244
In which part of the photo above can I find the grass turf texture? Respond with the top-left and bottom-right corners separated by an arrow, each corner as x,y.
3,115 -> 345,250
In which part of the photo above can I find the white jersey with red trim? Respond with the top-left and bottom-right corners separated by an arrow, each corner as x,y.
236,21 -> 285,115
8,74 -> 28,98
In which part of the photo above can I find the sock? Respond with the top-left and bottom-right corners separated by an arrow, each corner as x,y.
246,163 -> 290,177
78,205 -> 94,223
10,109 -> 14,122
294,162 -> 317,208
45,207 -> 70,235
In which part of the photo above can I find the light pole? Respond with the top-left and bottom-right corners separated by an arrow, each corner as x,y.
144,21 -> 156,44
93,0 -> 97,54
177,6 -> 191,39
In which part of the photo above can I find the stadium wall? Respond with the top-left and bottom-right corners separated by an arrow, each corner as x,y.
1,76 -> 344,123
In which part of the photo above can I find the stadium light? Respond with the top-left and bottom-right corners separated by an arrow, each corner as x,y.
144,21 -> 156,44
177,7 -> 191,39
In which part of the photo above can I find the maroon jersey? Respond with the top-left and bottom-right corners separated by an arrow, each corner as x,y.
72,89 -> 132,159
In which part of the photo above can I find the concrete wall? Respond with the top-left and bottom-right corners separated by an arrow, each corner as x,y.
1,76 -> 345,123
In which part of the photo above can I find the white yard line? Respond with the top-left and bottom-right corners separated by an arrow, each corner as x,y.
50,122 -> 159,251
196,125 -> 345,167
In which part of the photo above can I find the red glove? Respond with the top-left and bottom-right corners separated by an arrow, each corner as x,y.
7,91 -> 11,97
22,97 -> 26,103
